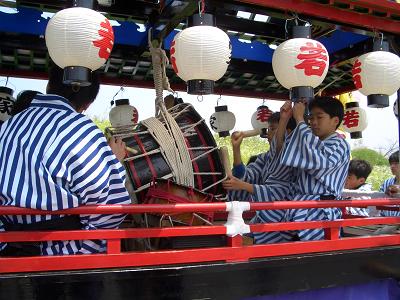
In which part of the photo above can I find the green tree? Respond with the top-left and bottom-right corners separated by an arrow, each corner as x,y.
214,135 -> 269,165
92,117 -> 111,133
351,148 -> 388,166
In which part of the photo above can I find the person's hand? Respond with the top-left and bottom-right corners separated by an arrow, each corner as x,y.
386,185 -> 400,197
222,175 -> 249,191
292,102 -> 306,123
280,101 -> 293,121
231,131 -> 244,149
108,137 -> 127,161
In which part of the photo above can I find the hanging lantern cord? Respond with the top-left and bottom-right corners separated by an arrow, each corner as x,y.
285,13 -> 311,33
217,95 -> 222,106
315,73 -> 346,96
374,32 -> 384,47
292,12 -> 310,26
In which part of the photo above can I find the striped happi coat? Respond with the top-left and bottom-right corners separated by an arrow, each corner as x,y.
228,138 -> 295,243
0,94 -> 131,255
280,122 -> 350,241
345,183 -> 372,217
379,177 -> 400,217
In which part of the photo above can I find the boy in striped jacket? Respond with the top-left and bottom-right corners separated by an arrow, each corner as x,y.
278,97 -> 351,241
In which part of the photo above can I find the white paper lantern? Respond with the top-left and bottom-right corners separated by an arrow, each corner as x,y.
0,87 -> 15,123
45,7 -> 114,71
272,38 -> 329,91
352,43 -> 400,108
341,102 -> 367,139
251,105 -> 272,138
109,99 -> 139,127
209,106 -> 236,137
170,14 -> 231,94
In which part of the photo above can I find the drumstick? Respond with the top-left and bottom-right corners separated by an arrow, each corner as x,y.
220,146 -> 232,177
240,128 -> 261,138
125,146 -> 138,155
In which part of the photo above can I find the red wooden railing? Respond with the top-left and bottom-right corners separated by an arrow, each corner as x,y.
0,199 -> 399,274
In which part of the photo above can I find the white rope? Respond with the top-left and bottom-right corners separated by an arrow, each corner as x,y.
148,30 -> 194,187
148,30 -> 173,114
142,116 -> 194,187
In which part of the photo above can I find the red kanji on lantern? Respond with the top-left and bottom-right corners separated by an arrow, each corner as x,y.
92,19 -> 114,60
131,109 -> 138,123
294,41 -> 328,77
257,108 -> 272,122
343,110 -> 360,128
352,59 -> 363,89
170,40 -> 179,74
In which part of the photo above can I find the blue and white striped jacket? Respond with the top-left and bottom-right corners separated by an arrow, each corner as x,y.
281,122 -> 350,228
379,177 -> 400,217
0,94 -> 131,255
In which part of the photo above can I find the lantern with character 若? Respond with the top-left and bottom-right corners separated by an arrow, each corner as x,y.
352,39 -> 400,108
341,102 -> 368,139
272,24 -> 329,103
45,6 -> 114,86
251,105 -> 273,138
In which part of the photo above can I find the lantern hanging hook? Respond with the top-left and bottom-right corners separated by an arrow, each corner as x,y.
262,99 -> 266,105
197,95 -> 204,102
285,12 -> 310,33
292,12 -> 310,26
0,77 -> 16,90
111,86 -> 124,106
372,30 -> 384,46
198,0 -> 205,16
217,94 -> 222,106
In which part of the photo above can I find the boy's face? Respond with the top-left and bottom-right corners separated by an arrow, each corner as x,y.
266,121 -> 278,144
309,107 -> 339,140
345,173 -> 365,189
390,161 -> 400,177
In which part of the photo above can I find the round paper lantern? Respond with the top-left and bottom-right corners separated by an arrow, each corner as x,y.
272,26 -> 329,102
209,105 -> 236,137
0,87 -> 15,124
170,13 -> 231,95
251,105 -> 272,138
352,41 -> 400,108
109,99 -> 139,127
45,7 -> 114,86
341,102 -> 367,139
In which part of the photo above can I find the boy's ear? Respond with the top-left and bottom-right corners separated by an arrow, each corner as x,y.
358,177 -> 366,185
333,116 -> 340,127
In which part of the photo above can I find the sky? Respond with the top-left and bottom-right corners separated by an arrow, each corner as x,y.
1,75 -> 399,154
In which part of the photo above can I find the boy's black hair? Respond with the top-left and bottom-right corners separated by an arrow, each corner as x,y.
268,111 -> 297,131
308,96 -> 344,129
389,150 -> 400,164
11,90 -> 41,116
268,112 -> 280,124
348,159 -> 372,179
46,64 -> 100,111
